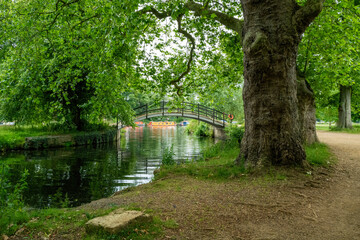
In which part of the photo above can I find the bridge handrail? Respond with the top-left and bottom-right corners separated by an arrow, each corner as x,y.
133,101 -> 230,127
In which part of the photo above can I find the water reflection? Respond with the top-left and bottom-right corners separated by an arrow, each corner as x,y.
1,126 -> 212,208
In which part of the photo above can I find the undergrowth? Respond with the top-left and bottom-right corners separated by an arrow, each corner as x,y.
162,145 -> 175,166
185,120 -> 213,137
0,164 -> 29,235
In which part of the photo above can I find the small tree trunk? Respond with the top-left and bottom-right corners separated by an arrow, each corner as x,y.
297,72 -> 318,145
337,85 -> 352,129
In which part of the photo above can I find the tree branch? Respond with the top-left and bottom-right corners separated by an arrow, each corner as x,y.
138,7 -> 171,20
169,14 -> 196,95
71,14 -> 99,30
185,1 -> 243,37
293,0 -> 324,35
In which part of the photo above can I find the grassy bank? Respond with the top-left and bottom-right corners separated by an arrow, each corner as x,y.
0,125 -> 81,151
0,124 -> 116,152
157,139 -> 244,181
0,126 -> 61,151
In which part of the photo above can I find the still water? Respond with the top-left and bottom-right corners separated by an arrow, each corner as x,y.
1,126 -> 212,208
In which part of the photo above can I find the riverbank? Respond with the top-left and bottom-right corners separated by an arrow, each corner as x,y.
2,134 -> 351,239
0,125 -> 121,152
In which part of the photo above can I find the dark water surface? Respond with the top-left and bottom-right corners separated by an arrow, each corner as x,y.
1,126 -> 212,208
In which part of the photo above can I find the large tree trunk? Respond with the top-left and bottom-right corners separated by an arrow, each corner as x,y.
297,72 -> 318,145
237,0 -> 321,168
337,85 -> 352,129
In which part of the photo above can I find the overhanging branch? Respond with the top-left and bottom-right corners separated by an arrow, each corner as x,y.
138,7 -> 171,19
293,0 -> 324,35
169,14 -> 196,95
185,1 -> 243,37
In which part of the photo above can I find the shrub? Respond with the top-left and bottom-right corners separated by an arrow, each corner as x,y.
225,124 -> 244,141
185,120 -> 213,137
162,145 -> 176,165
0,164 -> 29,235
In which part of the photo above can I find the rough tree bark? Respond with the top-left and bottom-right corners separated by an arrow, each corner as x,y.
337,85 -> 352,129
297,71 -> 318,144
237,0 -> 323,167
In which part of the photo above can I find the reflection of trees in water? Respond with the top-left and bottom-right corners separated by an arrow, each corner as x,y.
6,143 -> 128,207
4,127 -> 211,208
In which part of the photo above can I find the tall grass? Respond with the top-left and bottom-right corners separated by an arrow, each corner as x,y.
162,145 -> 175,166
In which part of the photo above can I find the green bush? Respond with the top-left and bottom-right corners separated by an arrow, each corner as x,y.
185,120 -> 213,137
225,124 -> 244,141
0,164 -> 29,235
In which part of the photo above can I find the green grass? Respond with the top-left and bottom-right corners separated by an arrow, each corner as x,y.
155,139 -> 246,181
316,124 -> 360,133
1,206 -> 175,239
0,124 -> 114,151
156,137 -> 335,182
0,125 -> 73,151
306,142 -> 335,166
84,215 -> 175,240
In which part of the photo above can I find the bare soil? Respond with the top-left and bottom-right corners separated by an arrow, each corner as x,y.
79,131 -> 360,240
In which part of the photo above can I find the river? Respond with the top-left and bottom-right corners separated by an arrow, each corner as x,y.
1,126 -> 213,208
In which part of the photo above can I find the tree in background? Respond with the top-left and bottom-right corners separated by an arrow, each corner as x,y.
0,0 -> 141,129
298,0 -> 360,129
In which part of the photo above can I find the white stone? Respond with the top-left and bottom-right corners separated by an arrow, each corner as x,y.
85,209 -> 152,234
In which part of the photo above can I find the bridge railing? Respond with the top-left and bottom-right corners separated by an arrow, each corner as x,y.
133,101 -> 227,127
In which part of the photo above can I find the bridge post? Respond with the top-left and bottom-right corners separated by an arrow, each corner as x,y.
213,109 -> 215,124
223,113 -> 225,127
162,101 -> 165,116
213,127 -> 227,140
198,103 -> 200,119
146,104 -> 148,119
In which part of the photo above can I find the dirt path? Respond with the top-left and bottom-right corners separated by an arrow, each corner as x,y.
309,131 -> 360,240
80,131 -> 360,240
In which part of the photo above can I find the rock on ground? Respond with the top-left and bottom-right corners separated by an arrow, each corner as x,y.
85,208 -> 152,234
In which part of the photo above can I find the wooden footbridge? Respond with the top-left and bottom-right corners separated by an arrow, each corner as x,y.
134,101 -> 232,128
